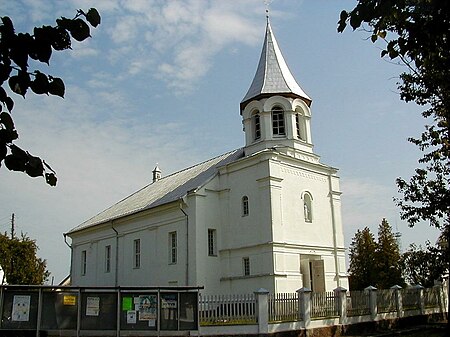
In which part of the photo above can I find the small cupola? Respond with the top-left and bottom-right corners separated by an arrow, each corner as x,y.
152,164 -> 161,183
240,17 -> 314,157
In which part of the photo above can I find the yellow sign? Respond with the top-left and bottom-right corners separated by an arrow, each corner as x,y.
63,295 -> 76,306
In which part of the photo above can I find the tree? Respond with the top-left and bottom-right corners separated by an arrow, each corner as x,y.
0,231 -> 50,284
348,219 -> 404,290
338,1 -> 449,322
402,241 -> 447,287
375,218 -> 404,289
0,8 -> 101,186
348,227 -> 377,290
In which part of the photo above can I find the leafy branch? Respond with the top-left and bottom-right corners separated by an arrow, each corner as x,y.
0,8 -> 101,186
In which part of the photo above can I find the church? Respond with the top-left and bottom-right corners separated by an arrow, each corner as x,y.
65,18 -> 348,295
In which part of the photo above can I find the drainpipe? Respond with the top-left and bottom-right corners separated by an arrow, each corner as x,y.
111,221 -> 119,287
63,233 -> 72,284
180,204 -> 189,286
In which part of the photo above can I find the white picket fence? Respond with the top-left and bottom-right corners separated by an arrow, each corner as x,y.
198,284 -> 448,327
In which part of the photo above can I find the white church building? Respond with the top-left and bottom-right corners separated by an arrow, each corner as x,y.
66,19 -> 348,295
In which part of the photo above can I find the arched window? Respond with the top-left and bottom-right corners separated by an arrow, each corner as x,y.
296,113 -> 306,141
253,113 -> 261,140
303,193 -> 313,222
272,107 -> 285,136
242,196 -> 249,216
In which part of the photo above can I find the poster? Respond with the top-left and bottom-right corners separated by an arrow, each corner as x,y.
12,295 -> 31,322
122,297 -> 133,311
86,296 -> 100,316
161,295 -> 177,309
63,295 -> 76,306
138,295 -> 157,320
127,310 -> 137,324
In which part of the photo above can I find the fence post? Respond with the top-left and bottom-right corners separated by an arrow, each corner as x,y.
334,287 -> 347,324
364,286 -> 377,321
254,288 -> 269,335
297,287 -> 311,328
390,285 -> 403,318
413,285 -> 425,315
433,283 -> 445,314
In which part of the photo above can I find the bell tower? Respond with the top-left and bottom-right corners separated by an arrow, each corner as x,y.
240,18 -> 314,157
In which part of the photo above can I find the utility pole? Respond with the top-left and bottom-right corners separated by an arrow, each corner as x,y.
10,213 -> 15,239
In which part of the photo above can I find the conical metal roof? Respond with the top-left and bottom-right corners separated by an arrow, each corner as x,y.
241,19 -> 311,110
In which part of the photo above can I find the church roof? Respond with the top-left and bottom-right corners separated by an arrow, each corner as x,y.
67,148 -> 244,234
241,19 -> 311,110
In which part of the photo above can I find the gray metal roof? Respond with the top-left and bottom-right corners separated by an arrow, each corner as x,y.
67,148 -> 244,234
241,19 -> 311,108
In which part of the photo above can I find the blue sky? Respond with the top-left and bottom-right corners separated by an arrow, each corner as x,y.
0,0 -> 441,284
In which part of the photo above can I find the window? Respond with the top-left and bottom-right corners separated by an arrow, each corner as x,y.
254,113 -> 261,140
303,193 -> 313,222
295,114 -> 301,139
169,232 -> 177,264
272,107 -> 285,136
208,229 -> 217,256
242,196 -> 249,216
296,113 -> 306,141
133,239 -> 140,269
81,250 -> 87,276
105,245 -> 111,273
243,257 -> 250,276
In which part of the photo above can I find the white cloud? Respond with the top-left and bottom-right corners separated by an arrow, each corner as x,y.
93,0 -> 264,94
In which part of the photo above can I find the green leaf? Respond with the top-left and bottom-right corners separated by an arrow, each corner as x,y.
48,77 -> 65,98
0,111 -> 15,130
0,63 -> 12,84
86,8 -> 101,28
0,128 -> 18,143
25,153 -> 44,177
0,143 -> 6,162
8,71 -> 30,97
45,172 -> 57,186
10,33 -> 33,70
4,145 -> 27,172
349,12 -> 362,30
5,97 -> 14,111
50,26 -> 71,51
1,16 -> 14,36
68,18 -> 91,42
31,26 -> 53,64
30,71 -> 49,95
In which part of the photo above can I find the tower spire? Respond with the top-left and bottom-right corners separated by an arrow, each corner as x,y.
240,17 -> 311,112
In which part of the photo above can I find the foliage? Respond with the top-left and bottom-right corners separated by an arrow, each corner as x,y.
348,219 -> 404,290
348,227 -> 377,290
375,218 -> 404,289
401,240 -> 447,287
0,232 -> 50,284
338,4 -> 449,318
0,8 -> 101,186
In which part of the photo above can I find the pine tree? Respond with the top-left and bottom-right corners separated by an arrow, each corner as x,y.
348,219 -> 405,290
348,227 -> 377,290
375,219 -> 404,288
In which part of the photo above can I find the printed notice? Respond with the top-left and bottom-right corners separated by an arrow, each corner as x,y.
86,296 -> 100,316
12,295 -> 31,321
63,295 -> 76,306
127,310 -> 137,324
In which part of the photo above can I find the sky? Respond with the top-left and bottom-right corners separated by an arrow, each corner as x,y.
0,0 -> 442,284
